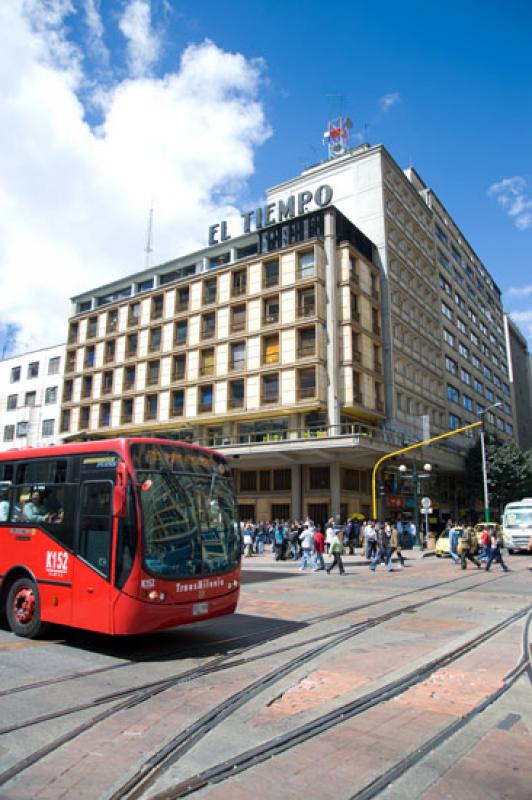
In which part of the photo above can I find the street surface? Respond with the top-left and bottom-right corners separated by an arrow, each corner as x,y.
0,550 -> 531,800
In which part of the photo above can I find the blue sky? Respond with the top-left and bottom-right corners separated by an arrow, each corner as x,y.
0,0 -> 531,357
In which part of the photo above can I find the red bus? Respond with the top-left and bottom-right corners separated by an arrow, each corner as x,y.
0,438 -> 241,638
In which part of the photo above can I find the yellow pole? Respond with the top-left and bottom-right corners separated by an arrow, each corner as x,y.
371,420 -> 482,519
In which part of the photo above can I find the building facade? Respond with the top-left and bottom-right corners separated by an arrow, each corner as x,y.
505,315 -> 532,451
60,143 -> 517,525
0,344 -> 65,451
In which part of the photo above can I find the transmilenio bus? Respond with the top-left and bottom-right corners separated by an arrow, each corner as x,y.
0,438 -> 241,638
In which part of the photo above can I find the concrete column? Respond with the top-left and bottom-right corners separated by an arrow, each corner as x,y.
291,464 -> 302,521
324,209 -> 340,433
330,462 -> 341,522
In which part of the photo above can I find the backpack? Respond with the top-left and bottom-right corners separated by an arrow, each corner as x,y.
274,528 -> 285,545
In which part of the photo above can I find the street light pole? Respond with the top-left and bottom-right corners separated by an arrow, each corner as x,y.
478,401 -> 502,524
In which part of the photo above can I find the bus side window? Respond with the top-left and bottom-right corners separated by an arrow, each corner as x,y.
79,481 -> 112,579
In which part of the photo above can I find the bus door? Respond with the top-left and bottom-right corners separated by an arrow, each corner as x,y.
72,479 -> 114,633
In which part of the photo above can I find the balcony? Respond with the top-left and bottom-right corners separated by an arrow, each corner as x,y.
298,385 -> 316,400
298,304 -> 315,318
263,313 -> 279,325
261,393 -> 279,404
229,396 -> 244,409
297,345 -> 315,358
198,402 -> 213,414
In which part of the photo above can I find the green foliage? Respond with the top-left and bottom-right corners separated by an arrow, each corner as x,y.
465,436 -> 532,513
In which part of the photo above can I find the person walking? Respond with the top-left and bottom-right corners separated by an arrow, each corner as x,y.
460,524 -> 482,570
326,528 -> 346,575
288,523 -> 300,561
369,523 -> 393,572
448,521 -> 462,564
299,523 -> 315,571
312,526 -> 326,571
273,522 -> 286,561
364,520 -> 377,560
389,523 -> 405,568
325,520 -> 335,554
485,527 -> 509,572
345,518 -> 358,555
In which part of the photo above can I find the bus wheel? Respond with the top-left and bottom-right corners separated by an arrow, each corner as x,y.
6,578 -> 49,638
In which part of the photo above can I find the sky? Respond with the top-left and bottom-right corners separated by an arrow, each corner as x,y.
0,0 -> 531,358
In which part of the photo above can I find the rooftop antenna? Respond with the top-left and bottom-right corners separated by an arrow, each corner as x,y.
323,114 -> 353,158
144,206 -> 153,269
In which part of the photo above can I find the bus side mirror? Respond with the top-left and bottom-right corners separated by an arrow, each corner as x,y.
113,462 -> 127,517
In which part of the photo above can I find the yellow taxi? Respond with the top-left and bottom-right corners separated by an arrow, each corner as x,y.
473,522 -> 500,546
435,529 -> 463,557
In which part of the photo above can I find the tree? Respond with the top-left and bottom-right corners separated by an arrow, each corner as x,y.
464,436 -> 532,515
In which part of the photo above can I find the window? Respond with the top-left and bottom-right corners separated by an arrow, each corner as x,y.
85,345 -> 95,368
45,386 -> 58,404
202,313 -> 215,339
145,394 -> 158,420
262,373 -> 279,404
79,405 -> 91,429
445,356 -> 458,375
485,387 -> 494,402
61,409 -> 71,432
10,366 -> 21,383
63,380 -> 73,402
198,385 -> 213,413
298,367 -> 316,399
137,278 -> 153,292
263,334 -> 279,365
126,332 -> 138,358
27,362 -> 39,379
203,278 -> 217,305
230,342 -> 246,371
272,503 -> 290,519
104,339 -> 116,363
149,327 -> 162,352
16,421 -> 28,437
435,224 -> 447,244
470,331 -> 479,346
353,370 -> 362,402
117,367 -> 133,396
298,250 -> 315,279
107,309 -> 119,333
240,471 -> 257,491
458,343 -> 469,359
439,274 -> 452,295
42,419 -> 54,437
175,320 -> 188,345
483,365 -> 492,380
298,287 -> 315,317
82,375 -> 93,399
460,368 -> 471,385
372,308 -> 381,336
118,397 -> 132,424
298,326 -> 316,357
7,394 -> 17,410
3,425 -> 14,442
449,413 -> 460,430
151,294 -> 164,320
263,295 -> 279,324
229,379 -> 244,409
48,356 -> 60,374
474,379 -> 483,394
232,269 -> 247,297
99,402 -> 111,427
230,305 -> 246,333
447,385 -> 459,403
273,469 -> 292,491
200,348 -> 215,376
176,286 -> 189,312
463,394 -> 474,411
471,354 -> 481,369
172,354 -> 186,381
442,302 -> 453,320
128,302 -> 141,326
309,466 -> 330,490
101,370 -> 113,394
443,328 -> 455,346
263,259 -> 279,288
438,249 -> 450,270
68,322 -> 79,344
87,316 -> 98,338
456,318 -> 467,335
25,391 -> 36,407
146,360 -> 160,386
352,332 -> 361,362
260,471 -> 271,491
170,390 -> 184,417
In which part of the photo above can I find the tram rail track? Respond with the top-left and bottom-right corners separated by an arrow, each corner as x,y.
135,604 -> 532,800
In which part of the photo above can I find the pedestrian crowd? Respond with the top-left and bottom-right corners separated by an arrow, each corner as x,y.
240,517 -> 409,575
444,520 -> 509,572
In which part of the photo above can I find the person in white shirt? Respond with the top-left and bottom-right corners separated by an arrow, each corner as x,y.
0,488 -> 9,522
299,523 -> 315,570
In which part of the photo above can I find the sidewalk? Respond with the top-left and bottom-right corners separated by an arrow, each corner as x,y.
242,547 -> 435,569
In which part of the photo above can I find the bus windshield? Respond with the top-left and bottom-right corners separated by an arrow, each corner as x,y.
504,508 -> 532,529
130,443 -> 240,580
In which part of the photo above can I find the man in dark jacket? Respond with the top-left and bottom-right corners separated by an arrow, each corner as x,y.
460,524 -> 482,569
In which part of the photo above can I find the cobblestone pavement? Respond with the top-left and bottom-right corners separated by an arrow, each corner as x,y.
0,550 -> 530,800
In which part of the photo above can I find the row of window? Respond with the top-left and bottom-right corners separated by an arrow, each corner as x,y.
69,253 -> 317,341
66,288 -> 318,371
236,466 -> 371,494
3,419 -> 55,441
436,222 -> 500,310
9,357 -> 61,384
444,355 -> 510,397
448,411 -> 513,436
61,368 -> 319,431
6,387 -> 58,410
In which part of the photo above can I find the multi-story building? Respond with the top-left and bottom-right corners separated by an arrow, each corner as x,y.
505,315 -> 532,450
0,344 -> 65,451
60,143 -> 516,525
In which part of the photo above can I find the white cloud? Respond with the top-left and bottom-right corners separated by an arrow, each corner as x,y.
488,175 -> 532,230
119,0 -> 160,78
0,2 -> 271,354
505,285 -> 532,298
379,92 -> 400,113
83,0 -> 109,65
